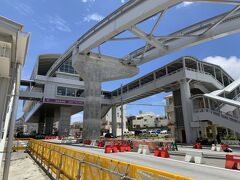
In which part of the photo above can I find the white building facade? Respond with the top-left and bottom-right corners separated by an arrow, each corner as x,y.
132,112 -> 168,129
102,105 -> 128,136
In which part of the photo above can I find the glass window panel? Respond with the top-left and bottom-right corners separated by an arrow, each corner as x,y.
67,88 -> 75,97
76,89 -> 84,97
57,87 -> 66,96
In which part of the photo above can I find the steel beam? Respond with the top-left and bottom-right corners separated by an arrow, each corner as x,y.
149,10 -> 167,36
189,0 -> 240,6
46,0 -> 182,76
77,0 -> 182,53
46,0 -> 240,76
200,5 -> 240,35
129,26 -> 166,50
124,10 -> 240,65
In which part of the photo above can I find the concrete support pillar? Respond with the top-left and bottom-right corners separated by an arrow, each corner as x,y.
44,110 -> 54,135
180,79 -> 197,144
203,126 -> 207,139
226,128 -> 229,136
73,49 -> 138,140
58,106 -> 71,136
112,105 -> 117,137
83,80 -> 102,139
211,125 -> 218,139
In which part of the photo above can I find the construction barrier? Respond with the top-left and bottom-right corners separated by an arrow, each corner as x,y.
28,139 -> 191,180
211,144 -> 216,151
185,151 -> 205,164
45,136 -> 58,140
83,139 -> 91,145
154,147 -> 170,158
132,139 -> 177,152
216,144 -> 223,152
96,141 -> 105,147
225,154 -> 240,170
104,145 -> 118,153
221,144 -> 229,151
211,144 -> 229,152
137,144 -> 150,155
193,143 -> 202,149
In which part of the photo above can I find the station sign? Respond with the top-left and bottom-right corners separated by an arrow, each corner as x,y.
43,98 -> 84,106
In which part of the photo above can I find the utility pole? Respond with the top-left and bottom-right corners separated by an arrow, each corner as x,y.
121,84 -> 124,140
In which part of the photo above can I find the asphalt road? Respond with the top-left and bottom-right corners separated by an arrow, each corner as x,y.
59,144 -> 240,180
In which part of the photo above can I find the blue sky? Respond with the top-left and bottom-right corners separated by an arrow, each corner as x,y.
1,0 -> 240,122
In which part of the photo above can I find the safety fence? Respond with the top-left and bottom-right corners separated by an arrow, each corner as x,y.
28,139 -> 192,180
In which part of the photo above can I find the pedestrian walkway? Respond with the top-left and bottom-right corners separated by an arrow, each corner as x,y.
1,152 -> 49,180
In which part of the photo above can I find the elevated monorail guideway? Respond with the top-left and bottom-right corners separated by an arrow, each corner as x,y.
45,0 -> 240,140
47,0 -> 240,76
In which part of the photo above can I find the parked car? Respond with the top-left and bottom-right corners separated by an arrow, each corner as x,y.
160,130 -> 168,134
134,130 -> 147,135
124,131 -> 134,135
104,133 -> 115,138
148,130 -> 156,134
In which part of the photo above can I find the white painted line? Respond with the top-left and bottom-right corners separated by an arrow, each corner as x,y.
128,152 -> 240,173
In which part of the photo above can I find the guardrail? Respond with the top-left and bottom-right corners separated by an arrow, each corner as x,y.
194,108 -> 240,123
113,66 -> 224,100
28,139 -> 191,180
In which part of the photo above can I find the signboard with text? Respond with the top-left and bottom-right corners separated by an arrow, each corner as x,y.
44,98 -> 84,106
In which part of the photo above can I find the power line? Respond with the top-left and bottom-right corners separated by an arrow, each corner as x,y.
127,103 -> 182,108
128,103 -> 165,107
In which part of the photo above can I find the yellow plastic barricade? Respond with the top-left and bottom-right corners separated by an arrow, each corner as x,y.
27,139 -> 192,180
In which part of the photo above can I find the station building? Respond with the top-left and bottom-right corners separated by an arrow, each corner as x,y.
20,55 -> 240,143
20,54 -> 113,136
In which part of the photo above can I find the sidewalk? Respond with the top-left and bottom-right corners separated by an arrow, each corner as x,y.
4,152 -> 49,180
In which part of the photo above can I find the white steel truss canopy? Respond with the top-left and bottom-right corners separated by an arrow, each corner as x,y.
47,0 -> 240,76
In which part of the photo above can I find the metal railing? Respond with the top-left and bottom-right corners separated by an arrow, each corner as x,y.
195,108 -> 240,123
216,91 -> 240,111
113,66 -> 223,99
28,139 -> 191,180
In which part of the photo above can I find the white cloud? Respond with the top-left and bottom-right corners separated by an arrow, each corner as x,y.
47,15 -> 71,32
204,56 -> 240,80
177,2 -> 193,8
83,13 -> 104,22
7,1 -> 34,16
121,0 -> 126,3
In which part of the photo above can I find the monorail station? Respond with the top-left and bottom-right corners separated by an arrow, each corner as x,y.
20,55 -> 240,144
1,0 -> 240,179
